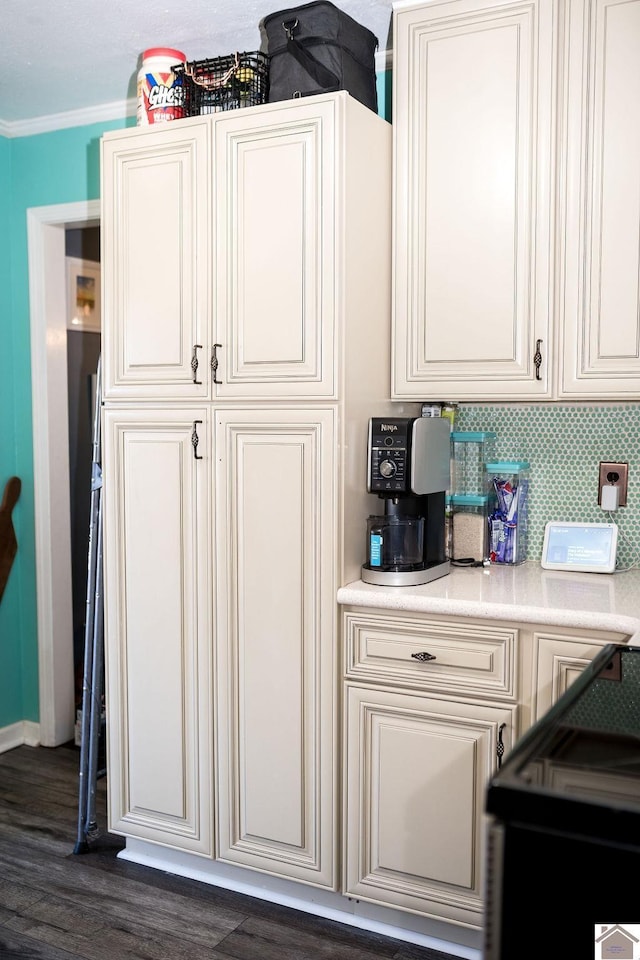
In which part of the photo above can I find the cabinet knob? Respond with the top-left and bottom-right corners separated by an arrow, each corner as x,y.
411,651 -> 437,663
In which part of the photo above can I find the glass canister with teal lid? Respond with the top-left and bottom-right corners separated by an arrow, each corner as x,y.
486,461 -> 530,564
451,431 -> 497,496
450,493 -> 490,564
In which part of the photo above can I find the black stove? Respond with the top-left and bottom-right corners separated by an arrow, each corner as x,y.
484,643 -> 640,959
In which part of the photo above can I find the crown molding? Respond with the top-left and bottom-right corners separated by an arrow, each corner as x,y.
2,97 -> 137,138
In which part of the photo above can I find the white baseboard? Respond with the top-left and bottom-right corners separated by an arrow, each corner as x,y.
121,839 -> 482,960
0,721 -> 41,753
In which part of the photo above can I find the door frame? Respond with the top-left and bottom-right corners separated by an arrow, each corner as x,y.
27,199 -> 100,746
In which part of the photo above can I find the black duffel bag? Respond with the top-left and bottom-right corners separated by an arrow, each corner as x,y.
262,0 -> 378,112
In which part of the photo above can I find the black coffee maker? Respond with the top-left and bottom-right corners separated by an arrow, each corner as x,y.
362,416 -> 450,586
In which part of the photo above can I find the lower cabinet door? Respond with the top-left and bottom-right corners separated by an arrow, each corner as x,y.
215,408 -> 337,888
531,631 -> 612,722
343,683 -> 517,927
103,408 -> 213,854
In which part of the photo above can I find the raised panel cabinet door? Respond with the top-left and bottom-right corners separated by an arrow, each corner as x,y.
343,683 -> 516,927
392,0 -> 555,399
559,0 -> 640,397
101,121 -> 209,399
215,408 -> 337,887
213,99 -> 336,398
102,408 -> 213,853
531,632 -> 610,721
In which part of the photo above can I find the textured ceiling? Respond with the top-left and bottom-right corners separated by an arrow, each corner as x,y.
1,0 -> 394,125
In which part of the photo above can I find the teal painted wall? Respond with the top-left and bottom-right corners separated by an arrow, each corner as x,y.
0,134 -> 23,727
376,68 -> 392,123
0,118 -> 130,730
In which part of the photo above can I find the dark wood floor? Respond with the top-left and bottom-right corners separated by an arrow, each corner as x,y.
0,744 -> 460,960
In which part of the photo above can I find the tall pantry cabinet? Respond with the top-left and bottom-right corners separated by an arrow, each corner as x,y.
100,92 -> 394,889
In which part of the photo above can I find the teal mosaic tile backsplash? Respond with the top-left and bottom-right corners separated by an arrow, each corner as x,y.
455,404 -> 640,568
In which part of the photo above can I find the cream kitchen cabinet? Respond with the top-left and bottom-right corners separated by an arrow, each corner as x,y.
525,626 -> 626,726
558,0 -> 640,398
212,102 -> 337,400
340,606 -> 629,929
102,405 -> 341,882
213,408 -> 338,886
102,93 -> 384,402
391,0 -> 556,401
392,0 -> 640,402
102,407 -> 213,854
344,683 -> 516,928
101,121 -> 210,400
342,609 -> 518,928
101,93 -> 395,889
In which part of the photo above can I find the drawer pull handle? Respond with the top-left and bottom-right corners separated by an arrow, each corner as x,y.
192,344 -> 202,384
211,344 -> 222,384
411,651 -> 437,663
191,420 -> 203,460
534,339 -> 543,380
497,722 -> 506,769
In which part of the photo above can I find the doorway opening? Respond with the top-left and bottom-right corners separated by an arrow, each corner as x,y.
27,200 -> 100,747
65,227 -> 101,712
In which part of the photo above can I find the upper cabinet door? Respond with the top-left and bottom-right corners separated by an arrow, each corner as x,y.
102,121 -> 209,400
559,0 -> 640,398
392,0 -> 555,400
213,99 -> 336,398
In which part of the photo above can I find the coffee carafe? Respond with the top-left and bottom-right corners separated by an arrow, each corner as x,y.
362,416 -> 450,586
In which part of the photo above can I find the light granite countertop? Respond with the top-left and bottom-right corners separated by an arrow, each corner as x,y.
337,562 -> 640,642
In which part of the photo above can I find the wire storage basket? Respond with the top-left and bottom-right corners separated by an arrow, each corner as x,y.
175,51 -> 269,115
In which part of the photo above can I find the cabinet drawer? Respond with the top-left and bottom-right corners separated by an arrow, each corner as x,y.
344,611 -> 517,699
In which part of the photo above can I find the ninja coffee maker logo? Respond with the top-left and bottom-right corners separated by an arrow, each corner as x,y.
380,423 -> 398,432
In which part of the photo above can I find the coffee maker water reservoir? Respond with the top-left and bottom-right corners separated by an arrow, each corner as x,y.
362,417 -> 451,586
